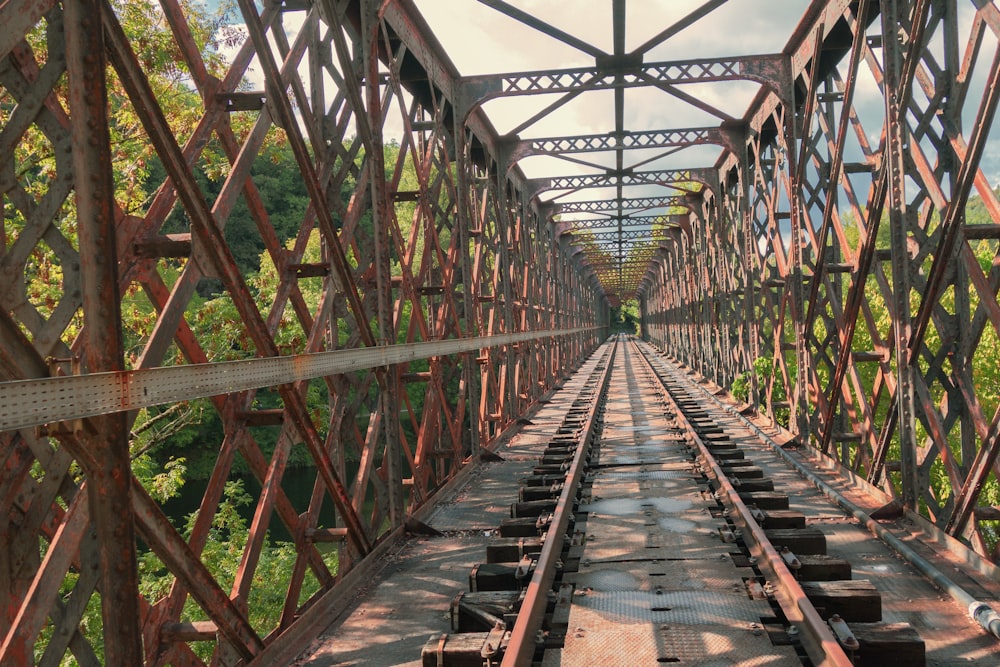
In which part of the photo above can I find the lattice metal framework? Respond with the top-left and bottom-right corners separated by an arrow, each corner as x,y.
0,0 -> 605,662
6,0 -> 1000,663
642,0 -> 1000,565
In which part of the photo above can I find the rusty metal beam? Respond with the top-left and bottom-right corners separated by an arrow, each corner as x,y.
0,1 -> 610,661
556,195 -> 689,215
7,0 -> 1000,662
64,1 -> 143,661
508,126 -> 741,162
459,53 -> 787,109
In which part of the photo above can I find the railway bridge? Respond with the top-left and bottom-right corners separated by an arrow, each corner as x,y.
3,0 -> 1000,664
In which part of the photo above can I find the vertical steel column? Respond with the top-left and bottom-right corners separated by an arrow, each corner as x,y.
495,172 -> 518,422
63,0 -> 142,661
361,2 -> 405,525
736,161 -> 762,406
455,128 -> 482,456
706,204 -> 720,381
639,291 -> 648,340
785,108 -> 812,440
882,0 -> 920,508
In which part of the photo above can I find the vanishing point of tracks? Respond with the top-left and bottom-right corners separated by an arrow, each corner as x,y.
419,334 -> 1000,666
300,334 -> 1000,665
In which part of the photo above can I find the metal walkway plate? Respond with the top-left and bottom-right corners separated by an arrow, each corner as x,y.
572,557 -> 753,593
557,590 -> 800,666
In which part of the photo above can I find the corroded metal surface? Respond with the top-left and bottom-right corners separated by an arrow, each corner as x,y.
642,0 -> 1000,565
295,342 -> 613,666
0,1 -> 604,661
3,0 -> 1000,662
645,341 -> 1000,665
299,335 -> 1000,666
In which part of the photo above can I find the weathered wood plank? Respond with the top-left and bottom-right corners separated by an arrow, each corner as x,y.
797,554 -> 852,581
740,492 -> 789,509
800,580 -> 882,622
765,527 -> 827,554
853,622 -> 924,666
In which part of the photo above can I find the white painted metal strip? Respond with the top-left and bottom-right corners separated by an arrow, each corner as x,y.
0,328 -> 594,433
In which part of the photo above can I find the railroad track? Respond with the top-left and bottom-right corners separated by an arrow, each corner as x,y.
635,340 -> 880,667
418,334 -> 997,666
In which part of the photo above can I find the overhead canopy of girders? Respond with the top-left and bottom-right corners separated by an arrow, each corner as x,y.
415,0 -> 807,299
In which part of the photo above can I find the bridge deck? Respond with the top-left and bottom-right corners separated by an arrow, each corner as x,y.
292,350 -> 609,665
546,342 -> 801,665
294,339 -> 1000,666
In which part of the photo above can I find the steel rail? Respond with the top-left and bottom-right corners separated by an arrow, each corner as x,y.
682,360 -> 1000,641
0,328 -> 595,433
630,338 -> 854,667
501,337 -> 618,666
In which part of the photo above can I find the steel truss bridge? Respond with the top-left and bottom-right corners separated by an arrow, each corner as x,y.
2,0 -> 1000,663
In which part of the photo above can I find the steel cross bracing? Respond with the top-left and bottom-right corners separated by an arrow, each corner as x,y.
506,126 -> 743,161
458,53 -> 787,106
0,0 -> 607,663
555,195 -> 690,215
555,214 -> 685,231
4,0 -> 1000,663
529,167 -> 715,197
641,0 -> 1000,571
575,230 -> 677,244
463,0 -> 780,301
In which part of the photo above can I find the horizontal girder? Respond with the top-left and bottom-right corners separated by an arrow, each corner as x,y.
557,214 -> 685,230
510,126 -> 741,162
458,53 -> 787,108
568,229 -> 676,243
556,195 -> 689,215
530,168 -> 714,198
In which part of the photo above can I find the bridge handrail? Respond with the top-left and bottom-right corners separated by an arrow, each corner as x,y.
0,327 -> 596,433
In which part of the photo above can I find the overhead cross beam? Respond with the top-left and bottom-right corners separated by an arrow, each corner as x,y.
475,0 -> 745,303
556,195 -> 689,215
556,214 -> 687,231
458,54 -> 787,110
507,126 -> 743,162
570,229 -> 679,243
529,168 -> 715,199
